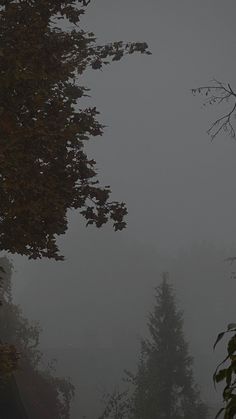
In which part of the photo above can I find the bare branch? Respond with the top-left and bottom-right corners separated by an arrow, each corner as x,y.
192,79 -> 236,140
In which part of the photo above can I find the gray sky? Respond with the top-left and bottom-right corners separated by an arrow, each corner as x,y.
82,0 -> 236,251
10,1 -> 236,417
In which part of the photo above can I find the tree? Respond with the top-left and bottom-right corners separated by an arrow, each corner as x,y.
0,0 -> 150,260
99,389 -> 131,419
0,259 -> 29,418
0,256 -> 74,418
125,273 -> 208,419
99,274 -> 208,419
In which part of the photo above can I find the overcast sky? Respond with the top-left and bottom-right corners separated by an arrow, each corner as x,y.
9,1 -> 236,417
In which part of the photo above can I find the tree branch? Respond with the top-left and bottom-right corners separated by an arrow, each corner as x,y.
192,79 -> 236,140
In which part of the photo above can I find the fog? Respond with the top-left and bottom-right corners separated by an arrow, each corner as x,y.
6,1 -> 236,418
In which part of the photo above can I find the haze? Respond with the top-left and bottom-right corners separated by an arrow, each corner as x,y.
9,1 -> 236,417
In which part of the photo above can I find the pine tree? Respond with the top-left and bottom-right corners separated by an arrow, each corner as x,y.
127,273 -> 208,419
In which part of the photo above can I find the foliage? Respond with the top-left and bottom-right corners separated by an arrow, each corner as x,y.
0,256 -> 74,419
0,258 -> 29,417
100,274 -> 208,419
0,260 -> 20,381
0,0 -> 150,260
213,324 -> 236,419
0,343 -> 19,379
125,273 -> 208,419
99,389 -> 131,419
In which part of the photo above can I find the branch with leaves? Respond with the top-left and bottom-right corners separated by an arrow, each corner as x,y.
99,389 -> 131,419
213,323 -> 236,419
0,0 -> 150,260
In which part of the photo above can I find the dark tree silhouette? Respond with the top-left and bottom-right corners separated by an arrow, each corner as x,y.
0,258 -> 28,418
0,0 -> 150,260
99,389 -> 131,419
0,256 -> 74,419
126,273 -> 208,419
100,274 -> 208,419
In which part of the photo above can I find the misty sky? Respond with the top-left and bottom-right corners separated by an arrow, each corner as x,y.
8,1 -> 236,417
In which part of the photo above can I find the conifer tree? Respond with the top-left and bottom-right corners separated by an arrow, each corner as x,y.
127,273 -> 208,419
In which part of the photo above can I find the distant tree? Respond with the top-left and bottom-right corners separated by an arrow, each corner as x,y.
0,0 -> 150,260
0,256 -> 74,419
100,273 -> 208,419
126,273 -> 208,419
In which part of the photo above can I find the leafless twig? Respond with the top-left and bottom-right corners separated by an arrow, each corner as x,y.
192,79 -> 236,140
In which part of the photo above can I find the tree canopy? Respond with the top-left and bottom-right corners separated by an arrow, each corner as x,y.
0,0 -> 150,260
